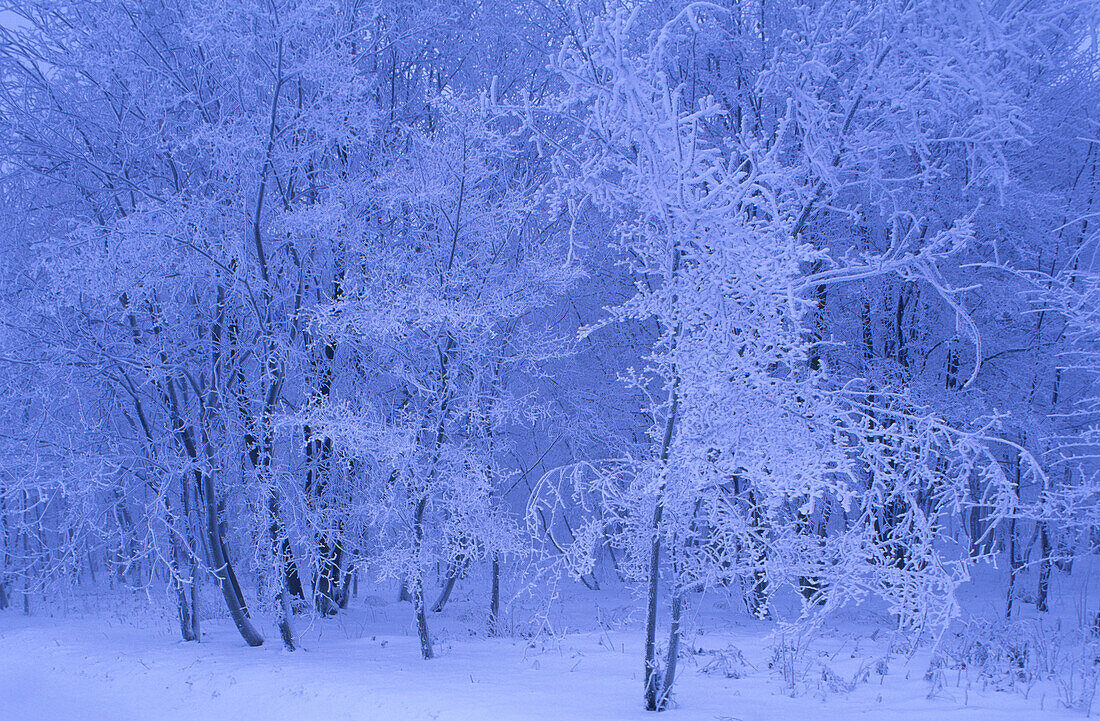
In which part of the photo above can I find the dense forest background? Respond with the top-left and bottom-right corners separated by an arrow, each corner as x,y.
0,0 -> 1098,712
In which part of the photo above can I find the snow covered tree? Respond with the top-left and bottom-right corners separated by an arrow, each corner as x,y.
541,1 -> 1065,709
307,97 -> 578,658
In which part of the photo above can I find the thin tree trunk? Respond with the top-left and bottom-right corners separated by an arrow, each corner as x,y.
283,537 -> 304,600
1037,522 -> 1051,612
182,465 -> 202,641
1005,520 -> 1018,619
431,561 -> 460,613
643,498 -> 666,712
168,494 -> 197,642
409,335 -> 458,657
414,575 -> 433,660
488,554 -> 500,636
644,381 -> 680,712
746,488 -> 770,620
21,490 -> 30,615
1005,451 -> 1022,619
656,592 -> 683,711
166,378 -> 263,647
337,564 -> 353,609
413,496 -> 434,659
201,468 -> 263,647
269,495 -> 296,650
232,319 -> 303,603
175,577 -> 196,641
220,533 -> 250,617
303,232 -> 344,615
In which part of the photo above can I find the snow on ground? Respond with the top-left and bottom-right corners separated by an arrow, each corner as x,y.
0,577 -> 1083,721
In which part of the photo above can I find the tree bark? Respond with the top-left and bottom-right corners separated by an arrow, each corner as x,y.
1005,451 -> 1022,619
201,468 -> 264,646
168,494 -> 198,642
166,377 -> 263,647
644,381 -> 679,712
431,556 -> 462,613
643,499 -> 666,712
413,496 -> 434,659
1036,522 -> 1051,613
488,554 -> 501,636
656,592 -> 683,711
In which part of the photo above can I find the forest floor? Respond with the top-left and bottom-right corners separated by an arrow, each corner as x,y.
0,569 -> 1092,721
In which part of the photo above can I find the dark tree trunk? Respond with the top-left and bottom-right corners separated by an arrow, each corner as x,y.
219,533 -> 250,617
337,566 -> 353,609
202,469 -> 264,647
488,554 -> 500,636
656,592 -> 683,711
645,351 -> 681,712
1036,522 -> 1051,613
414,575 -> 434,660
413,496 -> 434,659
190,582 -> 201,640
231,319 -> 304,605
283,537 -> 304,600
642,504 -> 663,712
1005,520 -> 1018,619
268,491 -> 296,651
21,491 -> 30,615
176,582 -> 197,642
746,490 -> 770,620
431,570 -> 458,613
168,497 -> 198,642
312,532 -> 343,616
166,376 -> 263,647
182,466 -> 202,641
304,265 -> 343,615
796,503 -> 827,606
431,551 -> 467,613
1005,452 -> 1022,619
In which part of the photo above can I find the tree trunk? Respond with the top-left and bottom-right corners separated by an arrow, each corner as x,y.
431,562 -> 460,613
182,467 -> 202,641
1036,522 -> 1051,613
219,532 -> 250,617
413,496 -> 434,659
168,499 -> 198,642
304,265 -> 343,615
175,580 -> 197,642
21,491 -> 30,615
656,592 -> 683,711
488,554 -> 500,636
746,489 -> 770,619
414,575 -> 434,660
162,308 -> 263,646
200,469 -> 264,647
232,319 -> 304,604
313,533 -> 343,616
643,275 -> 683,710
642,508 -> 663,712
268,491 -> 297,651
1005,518 -> 1018,619
337,565 -> 353,609
1005,451 -> 1022,619
283,537 -> 304,600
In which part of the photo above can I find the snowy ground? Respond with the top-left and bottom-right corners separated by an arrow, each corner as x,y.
0,574 -> 1086,721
